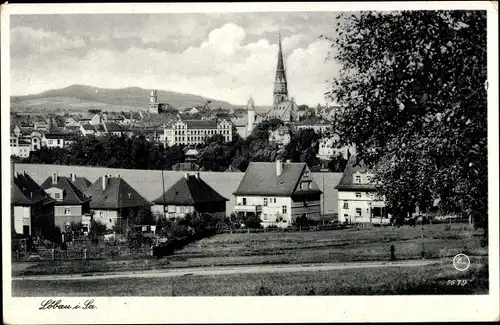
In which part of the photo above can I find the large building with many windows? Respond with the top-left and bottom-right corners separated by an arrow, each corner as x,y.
163,119 -> 233,147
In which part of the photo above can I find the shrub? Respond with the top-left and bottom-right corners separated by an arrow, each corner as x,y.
257,286 -> 272,296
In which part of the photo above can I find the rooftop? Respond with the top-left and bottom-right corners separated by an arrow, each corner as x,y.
12,172 -> 55,206
153,173 -> 228,205
85,176 -> 150,209
334,155 -> 377,192
233,161 -> 322,196
40,175 -> 91,206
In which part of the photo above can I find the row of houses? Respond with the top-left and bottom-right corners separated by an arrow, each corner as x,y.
11,155 -> 387,239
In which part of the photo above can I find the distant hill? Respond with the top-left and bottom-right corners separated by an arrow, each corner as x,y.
10,85 -> 237,112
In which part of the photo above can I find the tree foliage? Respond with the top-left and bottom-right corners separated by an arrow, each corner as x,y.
325,11 -> 487,228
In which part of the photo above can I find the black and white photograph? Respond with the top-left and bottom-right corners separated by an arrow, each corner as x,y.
2,2 -> 499,323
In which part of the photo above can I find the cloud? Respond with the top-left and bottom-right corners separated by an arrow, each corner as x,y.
11,26 -> 86,56
11,17 -> 341,106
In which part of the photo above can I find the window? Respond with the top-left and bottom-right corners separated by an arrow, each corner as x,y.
355,192 -> 362,198
242,198 -> 247,205
355,208 -> 362,217
308,183 -> 312,190
176,206 -> 181,213
263,214 -> 268,221
263,198 -> 268,206
300,183 -> 304,190
343,201 -> 349,209
99,211 -> 104,217
366,176 -> 372,183
54,193 -> 61,199
303,198 -> 308,207
48,140 -> 53,144
355,175 -> 361,184
64,208 -> 71,215
273,198 -> 277,203
282,205 -> 287,215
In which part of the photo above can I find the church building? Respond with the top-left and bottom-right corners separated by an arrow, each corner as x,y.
266,33 -> 300,123
148,90 -> 172,114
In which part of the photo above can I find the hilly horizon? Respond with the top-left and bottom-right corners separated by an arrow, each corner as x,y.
10,85 -> 274,112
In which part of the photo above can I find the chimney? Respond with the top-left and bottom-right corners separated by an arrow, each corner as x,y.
102,175 -> 108,190
276,159 -> 283,176
71,173 -> 76,182
116,174 -> 120,178
195,172 -> 200,179
51,172 -> 58,184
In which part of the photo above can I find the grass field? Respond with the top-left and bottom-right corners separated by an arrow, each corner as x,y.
12,224 -> 487,277
12,261 -> 488,296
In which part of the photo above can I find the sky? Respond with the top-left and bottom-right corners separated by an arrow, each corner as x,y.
10,12 -> 343,106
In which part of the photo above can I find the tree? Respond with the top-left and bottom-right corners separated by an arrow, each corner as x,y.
283,129 -> 321,166
242,214 -> 263,229
135,205 -> 156,225
89,219 -> 107,244
327,153 -> 348,172
324,11 -> 487,231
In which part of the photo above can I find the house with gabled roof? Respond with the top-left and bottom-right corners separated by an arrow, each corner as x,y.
334,155 -> 389,225
11,172 -> 55,238
103,122 -> 123,136
152,172 -> 228,219
84,175 -> 151,232
40,172 -> 92,232
233,160 -> 322,227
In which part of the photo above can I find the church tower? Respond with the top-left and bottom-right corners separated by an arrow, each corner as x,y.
247,97 -> 255,134
149,89 -> 160,114
273,33 -> 288,106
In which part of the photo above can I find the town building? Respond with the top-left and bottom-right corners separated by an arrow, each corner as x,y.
163,119 -> 233,147
268,125 -> 292,148
103,122 -> 123,136
42,133 -> 78,148
234,97 -> 264,139
317,135 -> 356,161
84,175 -> 151,231
10,133 -> 31,158
233,160 -> 322,227
11,172 -> 55,237
295,116 -> 331,134
335,155 -> 389,225
151,172 -> 228,219
40,172 -> 92,232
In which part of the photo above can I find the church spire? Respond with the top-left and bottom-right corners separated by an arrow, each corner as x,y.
273,33 -> 288,106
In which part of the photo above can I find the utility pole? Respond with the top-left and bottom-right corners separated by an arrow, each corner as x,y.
161,169 -> 167,220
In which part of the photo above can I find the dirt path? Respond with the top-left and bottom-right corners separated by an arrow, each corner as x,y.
12,259 -> 443,281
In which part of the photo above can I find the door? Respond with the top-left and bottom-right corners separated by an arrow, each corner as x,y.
23,225 -> 30,236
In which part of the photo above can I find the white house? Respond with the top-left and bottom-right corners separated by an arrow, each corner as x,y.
233,160 -> 322,228
317,135 -> 356,161
335,155 -> 389,225
10,134 -> 31,158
